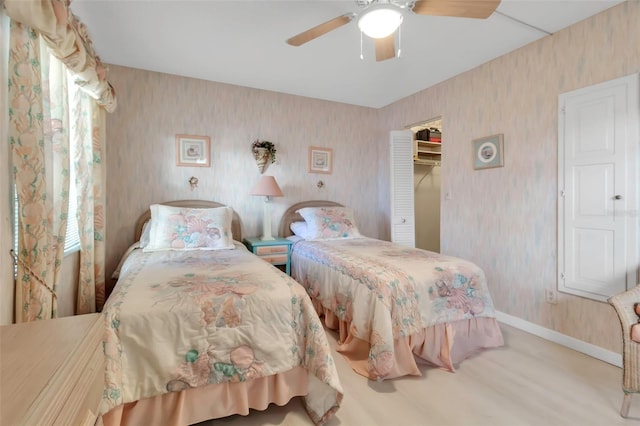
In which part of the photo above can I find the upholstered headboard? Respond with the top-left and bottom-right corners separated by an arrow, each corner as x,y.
134,200 -> 242,242
278,200 -> 344,238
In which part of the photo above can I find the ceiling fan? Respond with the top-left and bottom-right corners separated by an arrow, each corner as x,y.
286,0 -> 501,62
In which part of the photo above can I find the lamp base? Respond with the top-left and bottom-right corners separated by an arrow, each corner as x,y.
260,198 -> 274,241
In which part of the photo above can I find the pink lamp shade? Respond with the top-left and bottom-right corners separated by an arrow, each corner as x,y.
251,176 -> 283,241
251,176 -> 283,197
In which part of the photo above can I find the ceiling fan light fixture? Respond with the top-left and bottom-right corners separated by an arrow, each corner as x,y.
357,4 -> 403,39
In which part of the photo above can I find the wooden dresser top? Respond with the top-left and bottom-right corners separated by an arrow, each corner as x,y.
0,313 -> 103,425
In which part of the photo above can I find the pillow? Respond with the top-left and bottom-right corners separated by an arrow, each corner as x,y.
139,221 -> 151,248
297,206 -> 361,240
290,221 -> 315,240
144,204 -> 235,252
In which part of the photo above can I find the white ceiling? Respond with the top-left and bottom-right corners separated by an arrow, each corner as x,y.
70,0 -> 625,109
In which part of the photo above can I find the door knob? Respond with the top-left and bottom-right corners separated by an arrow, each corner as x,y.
614,195 -> 622,200
401,218 -> 406,223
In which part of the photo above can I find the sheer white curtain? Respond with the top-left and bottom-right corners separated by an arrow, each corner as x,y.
0,11 -> 15,324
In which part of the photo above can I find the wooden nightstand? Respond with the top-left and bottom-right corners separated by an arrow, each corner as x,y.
243,237 -> 293,275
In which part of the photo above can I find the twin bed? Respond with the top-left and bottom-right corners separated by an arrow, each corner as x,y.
101,199 -> 503,425
279,200 -> 504,381
100,201 -> 342,426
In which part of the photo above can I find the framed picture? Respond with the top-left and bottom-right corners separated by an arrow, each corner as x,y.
473,134 -> 504,170
308,146 -> 333,174
176,134 -> 210,167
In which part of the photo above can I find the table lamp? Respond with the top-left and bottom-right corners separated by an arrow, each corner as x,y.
251,175 -> 283,241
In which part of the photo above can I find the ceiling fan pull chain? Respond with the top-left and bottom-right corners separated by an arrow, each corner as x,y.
360,31 -> 364,60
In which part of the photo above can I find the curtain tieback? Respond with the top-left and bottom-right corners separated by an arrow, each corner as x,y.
10,250 -> 58,300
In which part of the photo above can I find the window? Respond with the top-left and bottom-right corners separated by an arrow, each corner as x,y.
65,136 -> 80,255
64,182 -> 81,255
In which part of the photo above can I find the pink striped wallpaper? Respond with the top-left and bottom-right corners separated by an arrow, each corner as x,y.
99,1 -> 638,353
105,67 -> 380,289
378,1 -> 638,352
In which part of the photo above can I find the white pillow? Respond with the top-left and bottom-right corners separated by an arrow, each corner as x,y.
296,206 -> 361,240
144,204 -> 235,252
290,221 -> 315,240
139,221 -> 151,248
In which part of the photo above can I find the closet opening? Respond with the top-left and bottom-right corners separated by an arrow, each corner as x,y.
408,117 -> 441,253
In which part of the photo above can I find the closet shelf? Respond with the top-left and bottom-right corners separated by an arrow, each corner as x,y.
414,158 -> 441,166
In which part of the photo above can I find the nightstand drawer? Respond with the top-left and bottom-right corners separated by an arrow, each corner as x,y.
262,254 -> 288,265
242,237 -> 292,276
256,245 -> 289,255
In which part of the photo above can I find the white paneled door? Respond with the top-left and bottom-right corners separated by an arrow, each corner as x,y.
390,130 -> 416,247
558,73 -> 639,302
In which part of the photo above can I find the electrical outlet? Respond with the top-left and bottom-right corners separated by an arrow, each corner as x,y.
545,289 -> 558,305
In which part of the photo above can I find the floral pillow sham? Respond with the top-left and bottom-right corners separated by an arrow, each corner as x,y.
296,206 -> 361,240
144,204 -> 235,252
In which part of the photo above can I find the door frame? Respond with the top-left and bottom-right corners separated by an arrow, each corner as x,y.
557,73 -> 639,301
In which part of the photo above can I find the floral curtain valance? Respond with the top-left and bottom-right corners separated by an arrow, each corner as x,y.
4,0 -> 117,112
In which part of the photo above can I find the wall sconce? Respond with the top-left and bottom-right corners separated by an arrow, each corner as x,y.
188,176 -> 199,190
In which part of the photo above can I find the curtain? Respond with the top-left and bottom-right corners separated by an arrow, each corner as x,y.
4,0 -> 117,112
70,84 -> 106,312
9,22 -> 69,321
6,0 -> 115,318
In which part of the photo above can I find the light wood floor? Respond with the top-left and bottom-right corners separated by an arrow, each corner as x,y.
202,324 -> 639,426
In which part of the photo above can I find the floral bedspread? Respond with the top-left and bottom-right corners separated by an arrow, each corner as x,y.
291,238 -> 499,376
101,242 -> 342,424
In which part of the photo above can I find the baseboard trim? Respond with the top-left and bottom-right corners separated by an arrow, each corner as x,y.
495,311 -> 622,368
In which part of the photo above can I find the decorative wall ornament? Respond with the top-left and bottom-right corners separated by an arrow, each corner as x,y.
176,134 -> 210,167
308,146 -> 333,174
251,140 -> 277,174
473,134 -> 504,170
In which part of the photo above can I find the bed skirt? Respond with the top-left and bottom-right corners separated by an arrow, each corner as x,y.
101,366 -> 319,426
312,299 -> 504,380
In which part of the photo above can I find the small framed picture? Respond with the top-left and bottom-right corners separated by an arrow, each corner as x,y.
176,134 -> 210,167
308,146 -> 333,174
473,134 -> 504,170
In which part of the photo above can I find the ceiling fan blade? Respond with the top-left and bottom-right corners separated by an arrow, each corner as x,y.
375,34 -> 396,62
286,14 -> 354,46
412,0 -> 501,19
